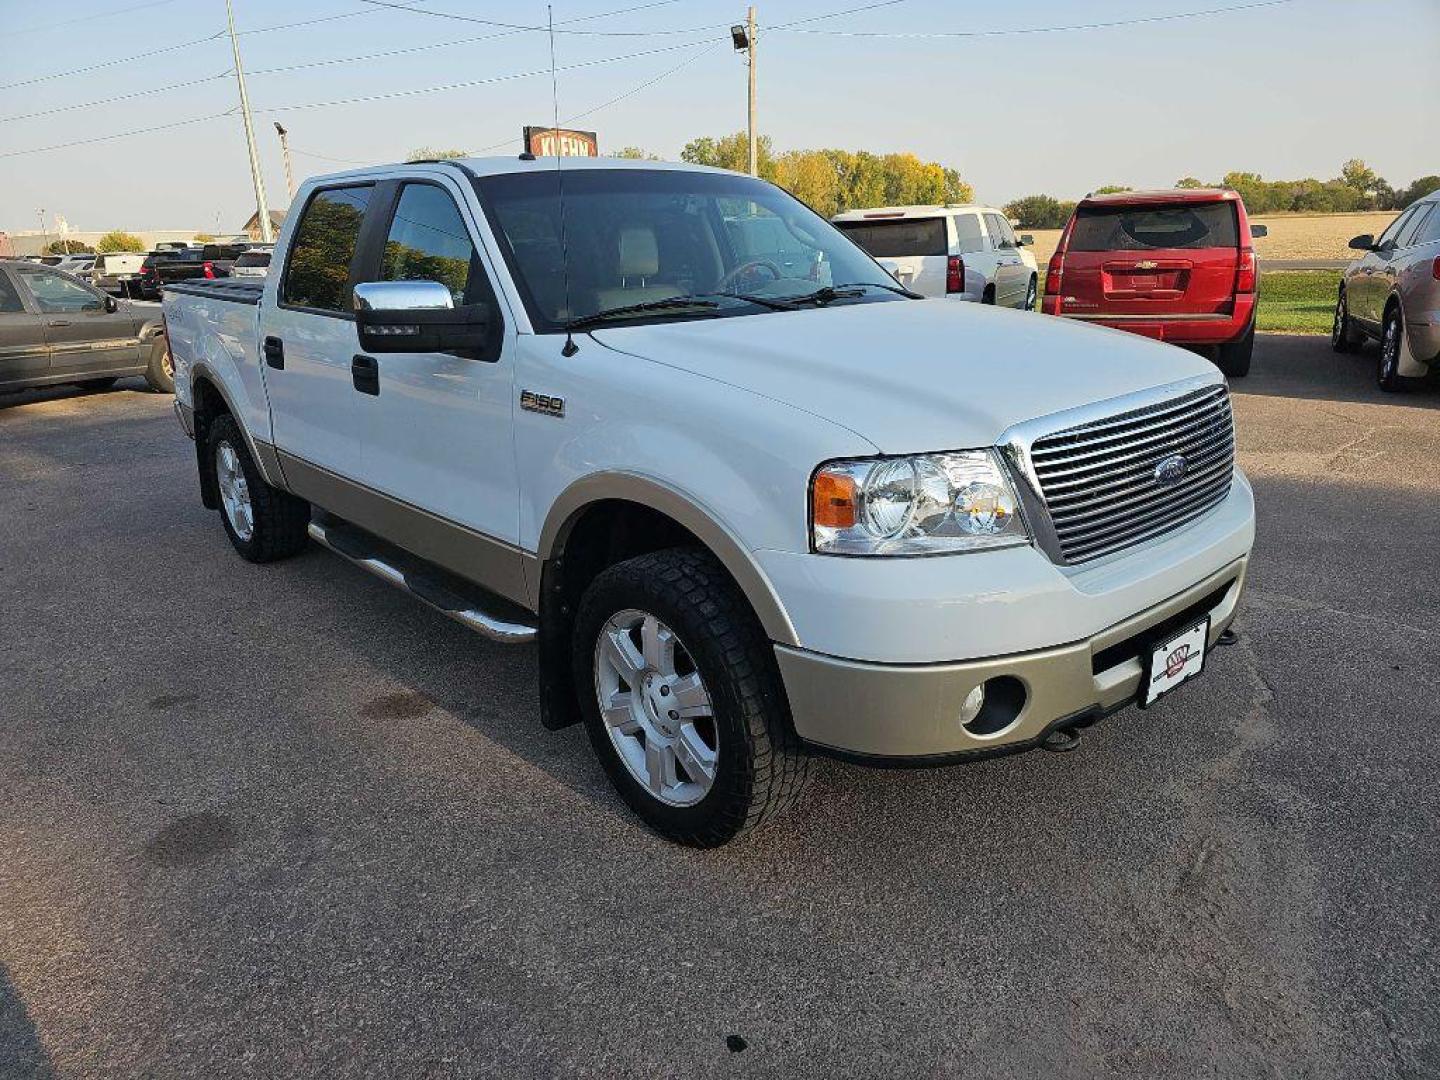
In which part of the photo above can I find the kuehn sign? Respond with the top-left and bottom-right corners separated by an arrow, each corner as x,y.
523,126 -> 599,157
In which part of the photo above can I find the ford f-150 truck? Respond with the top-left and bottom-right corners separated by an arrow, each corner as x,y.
163,157 -> 1255,847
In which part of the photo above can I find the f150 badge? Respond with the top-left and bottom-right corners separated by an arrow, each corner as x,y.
521,390 -> 565,418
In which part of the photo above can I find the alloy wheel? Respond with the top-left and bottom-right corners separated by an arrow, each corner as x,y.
593,608 -> 718,807
215,439 -> 255,541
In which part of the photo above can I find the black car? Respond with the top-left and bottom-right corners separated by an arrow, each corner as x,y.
0,260 -> 172,394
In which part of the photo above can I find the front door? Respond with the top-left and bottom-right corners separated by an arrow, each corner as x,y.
0,268 -> 48,387
352,179 -> 521,585
1355,207 -> 1417,327
263,183 -> 375,479
13,266 -> 139,376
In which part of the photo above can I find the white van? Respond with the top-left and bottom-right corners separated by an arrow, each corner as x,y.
833,204 -> 1039,309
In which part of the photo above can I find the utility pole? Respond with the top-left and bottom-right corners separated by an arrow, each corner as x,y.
746,6 -> 757,177
274,122 -> 296,201
225,0 -> 273,244
36,209 -> 49,254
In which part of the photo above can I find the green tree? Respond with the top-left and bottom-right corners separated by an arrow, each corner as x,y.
1401,175 -> 1440,207
1175,176 -> 1206,189
680,131 -> 775,178
1004,194 -> 1074,229
406,147 -> 467,162
44,239 -> 93,254
96,230 -> 144,253
610,146 -> 660,160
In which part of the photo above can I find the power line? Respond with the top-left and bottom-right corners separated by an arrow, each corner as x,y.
353,0 -> 725,36
0,111 -> 233,160
0,30 -> 224,91
7,0 -> 179,36
0,73 -> 231,125
770,0 -> 1298,37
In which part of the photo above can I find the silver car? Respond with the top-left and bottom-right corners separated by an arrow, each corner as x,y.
1332,189 -> 1440,391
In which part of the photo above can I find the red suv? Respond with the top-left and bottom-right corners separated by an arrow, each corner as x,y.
1041,189 -> 1261,376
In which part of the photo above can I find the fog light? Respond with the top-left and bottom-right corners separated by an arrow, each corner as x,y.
958,684 -> 985,726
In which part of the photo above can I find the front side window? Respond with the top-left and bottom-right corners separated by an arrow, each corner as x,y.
380,183 -> 485,305
1395,206 -> 1432,248
19,269 -> 102,313
476,168 -> 902,331
1412,204 -> 1440,246
282,185 -> 372,312
1375,207 -> 1416,249
1070,202 -> 1239,251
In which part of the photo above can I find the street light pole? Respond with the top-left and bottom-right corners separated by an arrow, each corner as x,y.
225,0 -> 273,244
274,122 -> 296,201
746,5 -> 757,177
36,208 -> 49,255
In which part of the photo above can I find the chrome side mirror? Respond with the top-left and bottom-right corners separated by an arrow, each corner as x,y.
352,280 -> 496,359
353,279 -> 455,312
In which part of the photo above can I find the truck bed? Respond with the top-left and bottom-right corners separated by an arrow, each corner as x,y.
163,279 -> 264,305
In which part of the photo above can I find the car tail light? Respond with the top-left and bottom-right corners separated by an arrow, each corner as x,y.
946,255 -> 964,294
1432,256 -> 1440,281
203,261 -> 216,279
1044,251 -> 1064,294
1236,247 -> 1256,293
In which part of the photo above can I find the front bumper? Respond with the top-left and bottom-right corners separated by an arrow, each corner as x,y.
778,555 -> 1247,760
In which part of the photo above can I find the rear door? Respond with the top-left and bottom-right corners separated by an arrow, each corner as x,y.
833,215 -> 949,296
0,268 -> 49,387
1061,201 -> 1240,319
264,183 -> 374,478
983,212 -> 1028,307
13,265 -> 140,376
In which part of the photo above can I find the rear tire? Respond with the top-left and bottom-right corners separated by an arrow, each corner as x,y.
572,547 -> 811,847
205,414 -> 310,562
1378,306 -> 1406,393
144,336 -> 174,394
1215,320 -> 1254,378
1331,286 -> 1360,353
1023,275 -> 1037,311
981,285 -> 996,305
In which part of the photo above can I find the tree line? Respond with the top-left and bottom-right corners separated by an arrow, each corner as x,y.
1005,161 -> 1440,229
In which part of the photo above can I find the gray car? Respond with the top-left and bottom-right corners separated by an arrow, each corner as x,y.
1332,189 -> 1440,391
0,260 -> 172,395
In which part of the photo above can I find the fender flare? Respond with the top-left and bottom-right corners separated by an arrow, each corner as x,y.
189,360 -> 288,490
538,472 -> 800,647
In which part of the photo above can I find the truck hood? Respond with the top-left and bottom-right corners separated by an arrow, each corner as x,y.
590,299 -> 1221,455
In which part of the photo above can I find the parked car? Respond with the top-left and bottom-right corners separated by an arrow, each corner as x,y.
1041,189 -> 1264,377
229,245 -> 273,279
53,254 -> 96,280
0,260 -> 172,393
1332,188 -> 1440,390
832,204 -> 1039,308
135,247 -> 234,299
164,157 -> 1254,846
91,252 -> 147,296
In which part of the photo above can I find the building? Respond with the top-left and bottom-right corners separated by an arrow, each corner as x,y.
240,209 -> 288,242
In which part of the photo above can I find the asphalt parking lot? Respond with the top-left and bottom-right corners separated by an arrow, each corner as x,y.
2,334 -> 1437,1079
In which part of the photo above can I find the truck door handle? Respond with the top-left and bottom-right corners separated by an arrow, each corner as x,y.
351,354 -> 379,396
263,336 -> 284,369
47,320 -> 73,327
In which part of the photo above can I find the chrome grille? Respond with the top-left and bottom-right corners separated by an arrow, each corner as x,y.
1028,384 -> 1234,564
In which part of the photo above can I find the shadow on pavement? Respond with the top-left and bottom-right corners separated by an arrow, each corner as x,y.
1234,333 -> 1439,409
0,962 -> 53,1080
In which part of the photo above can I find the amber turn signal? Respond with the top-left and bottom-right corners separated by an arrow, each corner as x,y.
812,472 -> 858,529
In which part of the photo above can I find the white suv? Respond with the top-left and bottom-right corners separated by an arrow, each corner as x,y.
833,204 -> 1040,309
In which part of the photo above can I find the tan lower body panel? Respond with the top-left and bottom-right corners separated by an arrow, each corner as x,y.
777,556 -> 1247,759
277,451 -> 536,609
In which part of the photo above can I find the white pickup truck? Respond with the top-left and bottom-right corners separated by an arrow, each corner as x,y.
163,157 -> 1255,846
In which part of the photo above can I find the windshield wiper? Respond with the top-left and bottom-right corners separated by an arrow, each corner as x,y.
691,291 -> 800,311
782,281 -> 922,307
832,280 -> 923,299
566,296 -> 720,332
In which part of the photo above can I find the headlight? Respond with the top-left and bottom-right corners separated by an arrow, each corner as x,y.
811,450 -> 1030,556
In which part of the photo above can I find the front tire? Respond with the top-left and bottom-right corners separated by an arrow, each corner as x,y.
573,548 -> 810,847
1378,306 -> 1405,392
1331,287 -> 1360,353
205,414 -> 310,562
144,336 -> 174,393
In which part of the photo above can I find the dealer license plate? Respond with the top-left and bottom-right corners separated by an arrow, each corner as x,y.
1142,618 -> 1210,707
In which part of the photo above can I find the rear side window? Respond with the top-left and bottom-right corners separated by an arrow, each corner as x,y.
835,218 -> 947,257
1069,202 -> 1239,251
953,214 -> 985,254
379,183 -> 487,306
0,273 -> 23,313
282,185 -> 372,312
984,213 -> 1017,249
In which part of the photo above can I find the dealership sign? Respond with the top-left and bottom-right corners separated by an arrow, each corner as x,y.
523,126 -> 599,157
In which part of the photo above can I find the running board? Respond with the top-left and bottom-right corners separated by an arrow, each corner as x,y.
306,520 -> 537,644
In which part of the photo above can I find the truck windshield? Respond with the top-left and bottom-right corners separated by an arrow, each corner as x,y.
473,168 -> 901,331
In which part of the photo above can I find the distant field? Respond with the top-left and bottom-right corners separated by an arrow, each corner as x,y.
1030,269 -> 1338,334
1021,211 -> 1398,266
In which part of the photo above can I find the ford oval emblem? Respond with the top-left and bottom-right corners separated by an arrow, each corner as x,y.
1154,454 -> 1188,486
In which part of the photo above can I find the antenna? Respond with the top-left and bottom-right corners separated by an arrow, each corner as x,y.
548,6 -> 579,357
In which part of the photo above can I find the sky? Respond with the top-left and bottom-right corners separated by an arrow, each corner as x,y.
2,0 -> 1437,234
